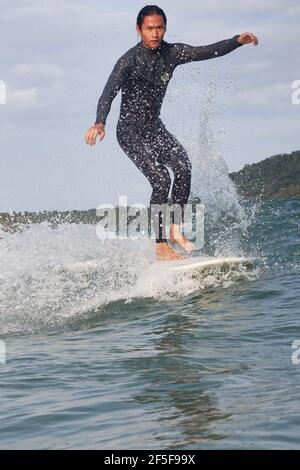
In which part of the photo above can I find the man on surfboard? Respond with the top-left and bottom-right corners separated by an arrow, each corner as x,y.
85,5 -> 258,260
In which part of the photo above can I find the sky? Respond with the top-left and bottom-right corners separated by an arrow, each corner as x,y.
0,0 -> 299,212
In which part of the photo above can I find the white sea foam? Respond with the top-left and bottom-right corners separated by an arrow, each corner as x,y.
0,223 -> 258,336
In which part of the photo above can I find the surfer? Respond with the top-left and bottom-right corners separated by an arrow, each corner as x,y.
85,5 -> 258,260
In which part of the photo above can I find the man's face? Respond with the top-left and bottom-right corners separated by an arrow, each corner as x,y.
136,14 -> 166,49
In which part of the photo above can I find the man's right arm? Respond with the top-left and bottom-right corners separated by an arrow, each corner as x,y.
94,56 -> 130,125
85,54 -> 130,146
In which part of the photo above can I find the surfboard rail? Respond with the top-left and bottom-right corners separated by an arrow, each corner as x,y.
155,255 -> 255,272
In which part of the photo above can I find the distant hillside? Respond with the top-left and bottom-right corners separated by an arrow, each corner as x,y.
229,150 -> 300,200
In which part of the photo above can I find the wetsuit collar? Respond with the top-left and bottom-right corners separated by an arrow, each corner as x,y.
138,40 -> 166,55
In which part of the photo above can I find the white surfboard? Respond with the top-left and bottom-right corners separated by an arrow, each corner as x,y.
155,255 -> 255,273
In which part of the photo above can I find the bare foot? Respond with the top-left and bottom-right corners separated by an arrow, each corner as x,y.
170,224 -> 194,253
156,242 -> 185,260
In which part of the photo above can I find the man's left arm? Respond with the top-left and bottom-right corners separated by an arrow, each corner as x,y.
173,32 -> 258,65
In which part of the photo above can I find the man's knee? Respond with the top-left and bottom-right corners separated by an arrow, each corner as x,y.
175,157 -> 192,179
161,169 -> 172,188
151,170 -> 171,200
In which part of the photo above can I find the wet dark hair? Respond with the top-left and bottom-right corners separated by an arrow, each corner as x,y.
136,5 -> 167,29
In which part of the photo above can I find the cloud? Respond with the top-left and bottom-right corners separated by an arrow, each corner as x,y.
231,81 -> 293,110
168,0 -> 289,12
13,63 -> 65,81
7,86 -> 39,106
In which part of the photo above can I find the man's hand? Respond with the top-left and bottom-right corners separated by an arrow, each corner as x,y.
237,32 -> 259,46
85,123 -> 105,146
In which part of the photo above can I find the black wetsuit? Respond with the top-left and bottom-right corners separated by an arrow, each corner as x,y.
95,36 -> 243,242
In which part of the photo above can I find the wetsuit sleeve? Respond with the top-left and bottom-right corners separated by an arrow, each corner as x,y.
173,35 -> 243,65
94,56 -> 130,125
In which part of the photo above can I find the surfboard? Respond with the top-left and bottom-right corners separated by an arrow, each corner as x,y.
155,255 -> 255,273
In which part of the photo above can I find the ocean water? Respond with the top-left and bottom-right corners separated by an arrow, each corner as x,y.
0,197 -> 299,449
